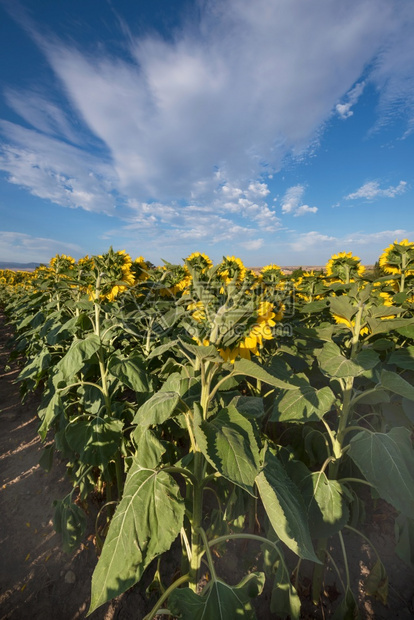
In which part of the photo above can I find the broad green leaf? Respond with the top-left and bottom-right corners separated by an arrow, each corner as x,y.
18,349 -> 51,381
304,473 -> 349,539
301,300 -> 328,313
348,427 -> 414,516
133,391 -> 184,426
65,416 -> 123,468
332,588 -> 360,620
196,406 -> 260,495
230,395 -> 265,419
317,342 -> 379,378
364,560 -> 388,605
38,391 -> 64,440
256,451 -> 318,562
270,561 -> 301,619
233,358 -> 298,390
39,444 -> 54,472
77,384 -> 104,415
147,339 -> 179,359
368,317 -> 414,336
53,497 -> 86,554
272,385 -> 335,423
89,462 -> 184,613
352,388 -> 390,405
401,397 -> 414,423
329,296 -> 357,322
395,514 -> 414,569
133,427 -> 166,468
54,335 -> 101,383
396,324 -> 414,340
380,369 -> 414,400
169,572 -> 265,620
388,346 -> 414,370
109,354 -> 150,392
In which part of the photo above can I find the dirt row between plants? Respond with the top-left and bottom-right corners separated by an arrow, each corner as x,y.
0,311 -> 413,619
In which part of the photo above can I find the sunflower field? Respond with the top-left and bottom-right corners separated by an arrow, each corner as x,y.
1,240 -> 414,618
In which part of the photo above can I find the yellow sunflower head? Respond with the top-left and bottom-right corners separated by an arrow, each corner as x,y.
378,239 -> 414,276
325,252 -> 365,282
185,252 -> 213,273
217,256 -> 247,285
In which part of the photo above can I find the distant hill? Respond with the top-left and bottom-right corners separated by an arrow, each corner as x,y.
0,261 -> 40,271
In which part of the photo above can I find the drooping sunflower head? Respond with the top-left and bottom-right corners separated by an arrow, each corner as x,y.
325,252 -> 365,282
131,256 -> 152,282
185,252 -> 213,274
378,239 -> 414,276
49,254 -> 76,274
92,248 -> 135,301
260,264 -> 284,286
217,256 -> 247,285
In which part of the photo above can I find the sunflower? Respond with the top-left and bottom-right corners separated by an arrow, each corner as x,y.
325,252 -> 365,283
217,256 -> 247,285
219,300 -> 279,362
378,239 -> 414,276
185,252 -> 213,273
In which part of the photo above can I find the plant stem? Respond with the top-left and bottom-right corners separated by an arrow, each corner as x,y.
143,573 -> 190,620
189,451 -> 204,591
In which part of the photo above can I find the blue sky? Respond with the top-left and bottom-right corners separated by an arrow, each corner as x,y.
0,0 -> 413,267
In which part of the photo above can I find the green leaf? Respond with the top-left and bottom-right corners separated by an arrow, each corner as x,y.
53,497 -> 86,554
65,416 -> 123,468
380,369 -> 414,400
89,461 -> 184,613
388,346 -> 414,371
396,324 -> 414,340
195,406 -> 260,495
364,559 -> 388,605
348,428 -> 414,517
109,354 -> 151,392
133,391 -> 184,427
169,572 -> 265,620
272,385 -> 335,423
233,358 -> 298,390
270,561 -> 301,619
329,296 -> 357,322
147,339 -> 179,359
317,342 -> 379,378
132,427 -> 166,468
395,514 -> 414,569
39,444 -> 54,472
230,395 -> 265,419
18,349 -> 51,381
38,391 -> 64,441
368,317 -> 414,337
332,588 -> 360,619
255,451 -> 318,562
54,335 -> 101,383
304,473 -> 349,539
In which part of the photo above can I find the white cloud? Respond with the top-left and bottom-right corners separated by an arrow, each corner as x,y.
0,231 -> 82,263
345,180 -> 407,200
336,81 -> 365,119
241,239 -> 264,251
288,229 -> 412,262
290,231 -> 336,252
281,185 -> 318,217
0,0 -> 413,248
294,205 -> 318,217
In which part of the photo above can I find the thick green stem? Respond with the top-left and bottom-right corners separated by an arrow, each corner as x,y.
189,451 -> 204,591
143,573 -> 190,620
